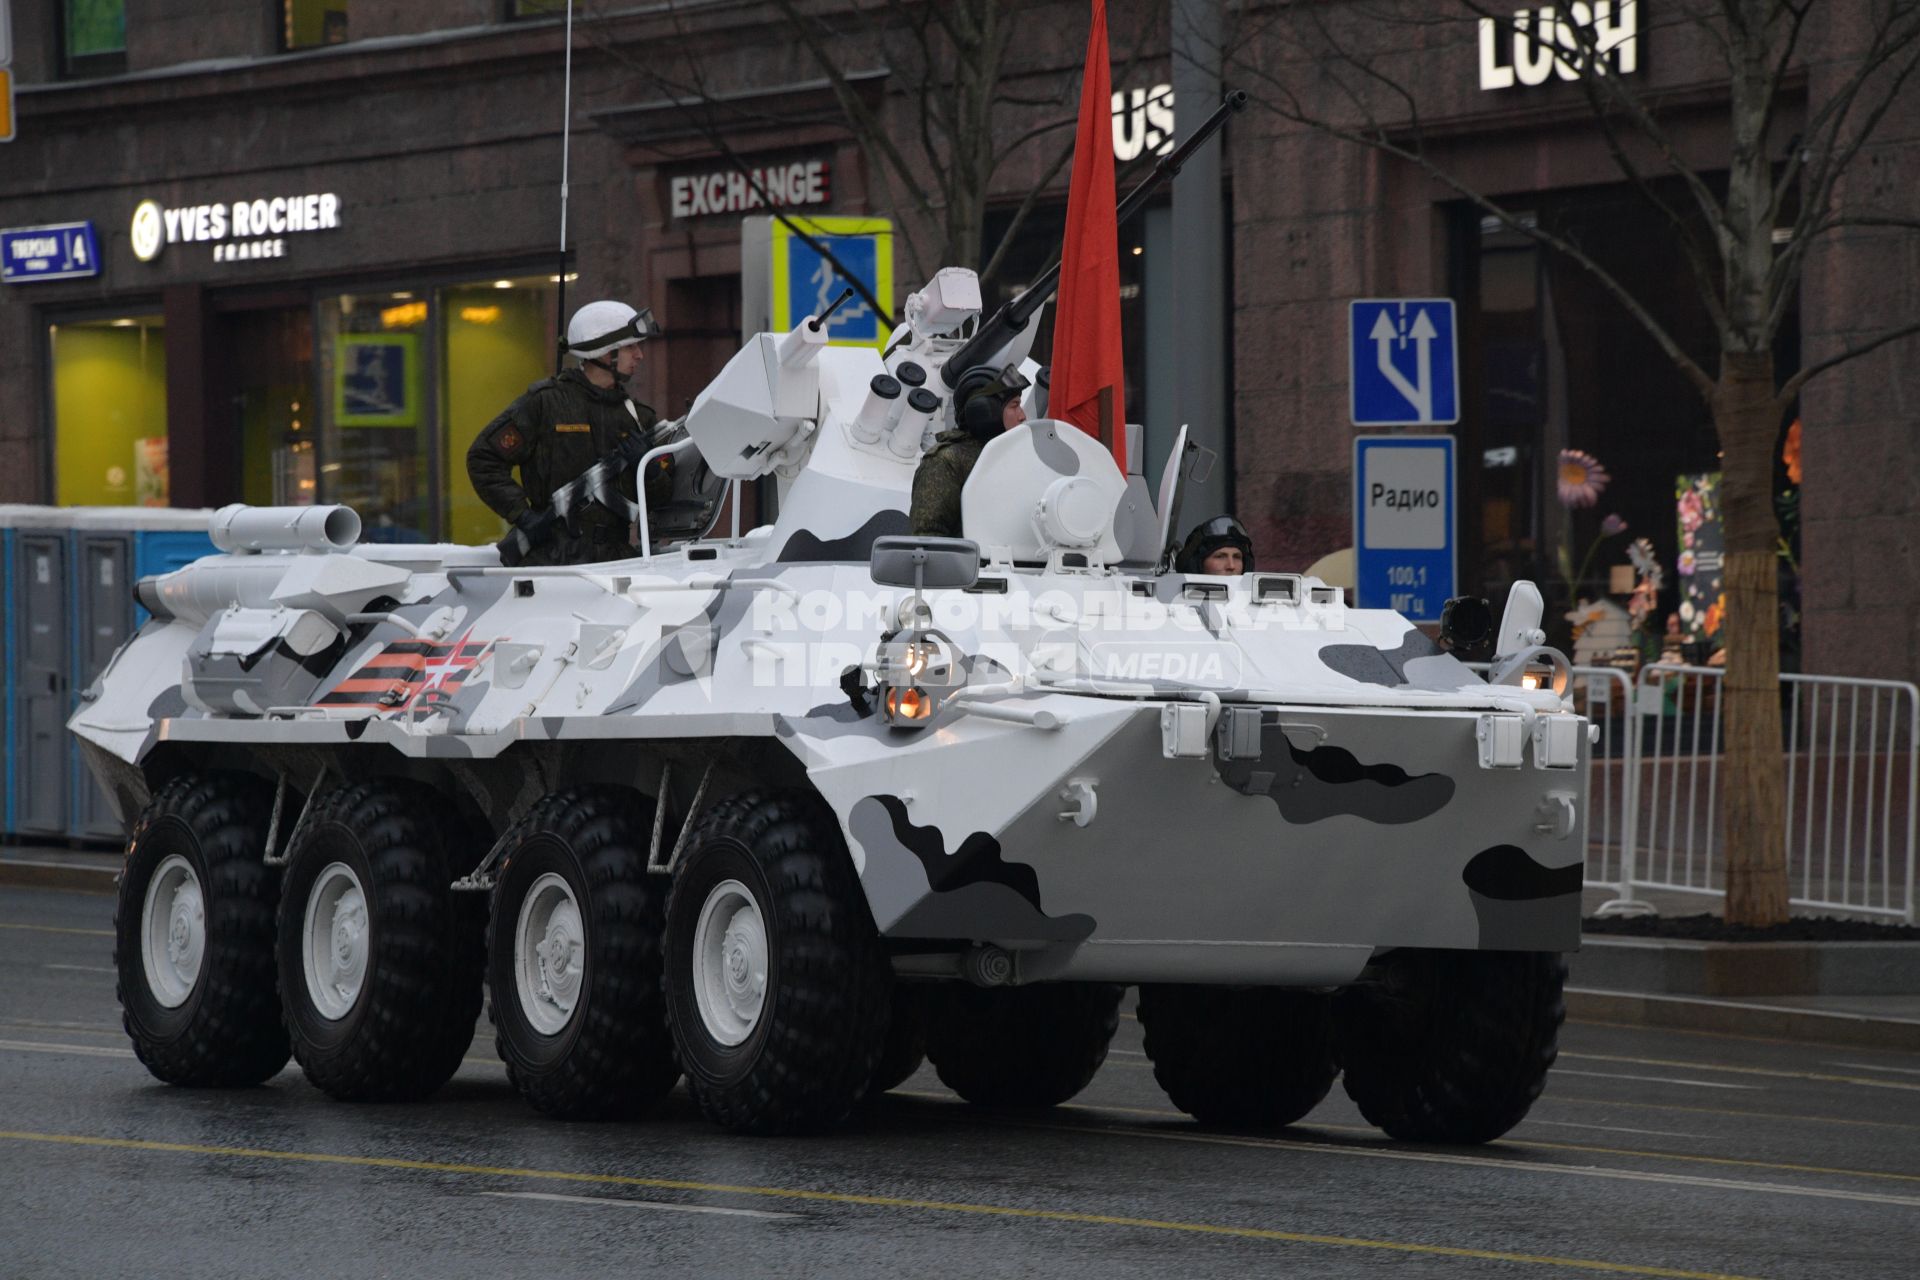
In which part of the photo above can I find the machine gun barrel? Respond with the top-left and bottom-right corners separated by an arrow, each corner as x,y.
940,88 -> 1248,386
495,419 -> 671,566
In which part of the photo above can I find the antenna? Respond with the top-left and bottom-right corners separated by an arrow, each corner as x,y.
553,0 -> 576,376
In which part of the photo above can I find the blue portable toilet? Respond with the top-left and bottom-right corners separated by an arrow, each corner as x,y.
67,507 -> 215,842
3,506 -> 79,841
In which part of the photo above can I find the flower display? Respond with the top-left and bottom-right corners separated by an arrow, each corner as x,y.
1557,449 -> 1610,507
1783,419 -> 1802,485
1600,513 -> 1627,536
1627,537 -> 1663,590
1679,549 -> 1697,576
1678,488 -> 1704,533
1702,600 -> 1724,637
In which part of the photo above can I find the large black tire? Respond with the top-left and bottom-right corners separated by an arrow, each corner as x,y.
924,982 -> 1122,1108
864,982 -> 928,1099
114,773 -> 290,1087
275,780 -> 486,1102
663,789 -> 890,1134
1137,984 -> 1336,1128
486,787 -> 680,1119
1335,949 -> 1566,1144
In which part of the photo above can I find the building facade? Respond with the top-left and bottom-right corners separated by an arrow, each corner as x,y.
0,1 -> 1913,678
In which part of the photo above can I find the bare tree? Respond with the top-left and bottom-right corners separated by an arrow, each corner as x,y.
1222,0 -> 1920,924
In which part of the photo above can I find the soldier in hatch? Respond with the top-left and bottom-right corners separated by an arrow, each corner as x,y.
1175,515 -> 1256,575
909,365 -> 1031,539
467,299 -> 669,566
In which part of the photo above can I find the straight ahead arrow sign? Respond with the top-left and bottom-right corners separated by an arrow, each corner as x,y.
1349,299 -> 1459,427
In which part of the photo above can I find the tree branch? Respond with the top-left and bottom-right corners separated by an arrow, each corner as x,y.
1778,317 -> 1920,404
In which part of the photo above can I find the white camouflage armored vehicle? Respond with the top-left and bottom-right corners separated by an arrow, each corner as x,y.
76,108 -> 1591,1144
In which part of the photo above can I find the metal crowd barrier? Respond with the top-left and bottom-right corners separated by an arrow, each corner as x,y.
1466,659 -> 1917,922
1631,665 -> 1918,921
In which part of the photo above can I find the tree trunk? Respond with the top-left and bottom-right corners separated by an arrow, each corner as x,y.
1713,351 -> 1789,926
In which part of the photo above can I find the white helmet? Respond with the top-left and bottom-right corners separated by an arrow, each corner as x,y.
565,300 -> 659,359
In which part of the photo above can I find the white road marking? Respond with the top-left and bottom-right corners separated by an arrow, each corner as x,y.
1561,1051 -> 1920,1092
0,1038 -> 133,1059
479,1190 -> 798,1220
44,964 -> 115,974
1523,1119 -> 1703,1139
1019,1113 -> 1920,1208
1552,1068 -> 1761,1091
1829,1061 -> 1920,1078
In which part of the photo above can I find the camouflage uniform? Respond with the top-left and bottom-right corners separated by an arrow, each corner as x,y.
909,428 -> 986,539
467,368 -> 659,566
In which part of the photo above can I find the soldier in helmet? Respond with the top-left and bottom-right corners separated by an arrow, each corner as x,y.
467,299 -> 664,565
910,365 -> 1031,539
1176,515 -> 1255,575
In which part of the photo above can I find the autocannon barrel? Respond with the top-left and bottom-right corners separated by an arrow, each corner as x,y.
939,88 -> 1248,387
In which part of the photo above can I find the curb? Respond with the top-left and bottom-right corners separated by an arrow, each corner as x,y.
1567,987 -> 1920,1051
0,858 -> 119,895
1573,935 -> 1920,998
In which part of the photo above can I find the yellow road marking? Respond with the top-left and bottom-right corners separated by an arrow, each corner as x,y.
0,922 -> 113,938
0,1129 -> 1760,1279
1561,1051 -> 1920,1092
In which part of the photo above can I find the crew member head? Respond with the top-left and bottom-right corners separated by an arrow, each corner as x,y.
565,300 -> 659,387
950,365 -> 1032,441
1176,515 -> 1255,576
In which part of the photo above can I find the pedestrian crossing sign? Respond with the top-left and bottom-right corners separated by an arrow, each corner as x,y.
768,215 -> 893,349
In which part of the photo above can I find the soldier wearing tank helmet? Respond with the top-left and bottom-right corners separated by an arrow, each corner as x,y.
1176,515 -> 1255,575
467,299 -> 666,565
909,364 -> 1031,538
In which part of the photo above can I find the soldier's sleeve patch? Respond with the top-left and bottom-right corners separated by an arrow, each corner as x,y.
496,425 -> 523,452
555,422 -> 592,434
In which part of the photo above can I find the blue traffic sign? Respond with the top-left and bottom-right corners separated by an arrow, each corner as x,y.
784,233 -> 881,344
1,221 -> 101,282
1353,435 -> 1456,622
1349,298 -> 1458,426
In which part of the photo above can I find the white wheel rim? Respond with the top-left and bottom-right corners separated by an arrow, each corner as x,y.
691,878 -> 768,1047
514,872 -> 586,1036
140,854 -> 205,1008
302,862 -> 369,1021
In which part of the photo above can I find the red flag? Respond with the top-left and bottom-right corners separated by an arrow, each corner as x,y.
1049,0 -> 1126,466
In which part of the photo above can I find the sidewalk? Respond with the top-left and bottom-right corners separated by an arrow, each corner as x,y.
5,842 -> 1917,1050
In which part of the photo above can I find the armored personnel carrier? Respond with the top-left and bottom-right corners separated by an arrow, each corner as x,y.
77,113 -> 1589,1143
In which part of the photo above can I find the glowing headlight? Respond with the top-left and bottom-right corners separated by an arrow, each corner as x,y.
885,686 -> 933,722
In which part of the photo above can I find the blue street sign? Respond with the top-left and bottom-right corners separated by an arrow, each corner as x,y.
1353,435 -> 1456,622
784,233 -> 881,344
1349,298 -> 1458,426
1,221 -> 102,282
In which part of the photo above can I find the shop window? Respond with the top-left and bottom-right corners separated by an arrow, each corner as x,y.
50,315 -> 167,506
1454,184 -> 1741,659
62,0 -> 127,77
283,1 -> 350,51
318,291 -> 432,541
442,276 -> 563,545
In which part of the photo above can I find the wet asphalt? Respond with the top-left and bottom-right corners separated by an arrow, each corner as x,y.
3,883 -> 1918,1280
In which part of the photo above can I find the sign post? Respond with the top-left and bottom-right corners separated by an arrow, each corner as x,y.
1353,435 -> 1456,622
1349,298 -> 1459,427
1,0 -> 15,144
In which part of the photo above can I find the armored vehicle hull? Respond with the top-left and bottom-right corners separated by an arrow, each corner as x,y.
79,268 -> 1587,1141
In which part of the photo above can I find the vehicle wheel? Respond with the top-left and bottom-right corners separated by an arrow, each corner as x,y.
1137,985 -> 1335,1127
924,982 -> 1122,1108
1335,949 -> 1565,1144
487,787 -> 680,1119
864,983 -> 928,1099
114,773 -> 290,1087
663,789 -> 890,1134
276,780 -> 485,1102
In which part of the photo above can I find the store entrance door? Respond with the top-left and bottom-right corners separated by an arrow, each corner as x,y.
215,303 -> 317,508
